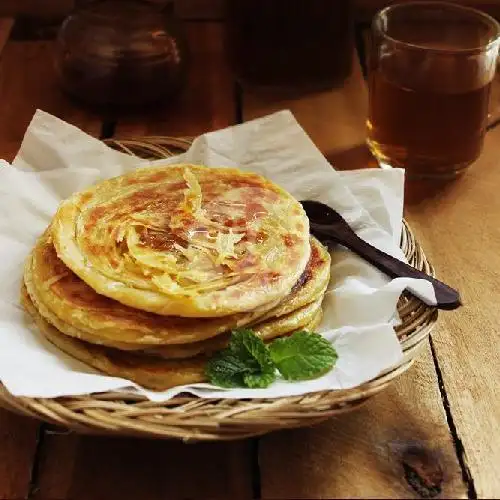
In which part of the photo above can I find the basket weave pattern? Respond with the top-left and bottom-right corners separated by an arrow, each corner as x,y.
0,138 -> 438,441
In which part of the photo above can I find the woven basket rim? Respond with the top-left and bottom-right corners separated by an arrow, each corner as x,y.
0,136 -> 438,441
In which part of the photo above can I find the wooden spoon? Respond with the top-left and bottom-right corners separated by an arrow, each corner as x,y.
300,200 -> 461,311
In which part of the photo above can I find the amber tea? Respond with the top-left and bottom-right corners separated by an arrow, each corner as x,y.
367,2 -> 500,178
367,69 -> 492,177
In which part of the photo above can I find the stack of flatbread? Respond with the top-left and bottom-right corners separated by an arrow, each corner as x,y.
21,164 -> 331,390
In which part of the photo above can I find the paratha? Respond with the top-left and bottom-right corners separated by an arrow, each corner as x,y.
25,230 -> 281,346
28,282 -> 323,359
52,164 -> 310,317
254,238 -> 330,322
21,286 -> 323,391
142,296 -> 324,359
26,232 -> 329,347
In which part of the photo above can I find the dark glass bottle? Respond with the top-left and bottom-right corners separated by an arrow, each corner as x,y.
55,0 -> 188,110
224,0 -> 353,93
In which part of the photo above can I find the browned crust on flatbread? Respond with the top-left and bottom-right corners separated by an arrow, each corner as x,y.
27,231 -> 329,348
21,286 -> 324,391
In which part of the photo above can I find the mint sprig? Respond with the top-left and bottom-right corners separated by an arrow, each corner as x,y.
205,329 -> 337,389
205,329 -> 276,388
204,352 -> 251,388
269,331 -> 338,381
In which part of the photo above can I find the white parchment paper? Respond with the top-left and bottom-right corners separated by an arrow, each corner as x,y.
0,109 -> 436,402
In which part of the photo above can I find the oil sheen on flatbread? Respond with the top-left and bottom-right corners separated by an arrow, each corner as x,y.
26,232 -> 329,347
52,164 -> 311,318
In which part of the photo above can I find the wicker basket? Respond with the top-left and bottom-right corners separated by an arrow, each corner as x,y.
0,137 -> 438,441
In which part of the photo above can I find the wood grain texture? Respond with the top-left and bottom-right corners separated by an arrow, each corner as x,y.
0,40 -> 102,161
115,22 -> 234,138
242,56 -> 372,171
33,434 -> 253,500
404,122 -> 500,498
0,9 -> 494,499
0,411 -> 39,500
0,18 -> 14,52
242,54 -> 468,498
258,346 -> 467,499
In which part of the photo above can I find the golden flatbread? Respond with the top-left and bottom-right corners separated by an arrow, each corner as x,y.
52,164 -> 310,317
26,230 -> 279,346
26,232 -> 329,347
142,296 -> 323,359
21,286 -> 323,391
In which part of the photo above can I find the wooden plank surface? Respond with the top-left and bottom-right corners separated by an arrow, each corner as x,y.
0,40 -> 102,161
115,23 -> 234,138
0,18 -> 14,51
33,435 -> 253,500
404,124 -> 500,498
258,346 -> 466,499
0,11 -> 497,500
242,56 -> 372,171
241,58 -> 469,498
0,411 -> 39,500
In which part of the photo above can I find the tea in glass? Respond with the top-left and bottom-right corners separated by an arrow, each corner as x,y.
367,2 -> 500,178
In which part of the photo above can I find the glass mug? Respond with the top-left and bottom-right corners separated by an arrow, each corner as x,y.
367,2 -> 500,179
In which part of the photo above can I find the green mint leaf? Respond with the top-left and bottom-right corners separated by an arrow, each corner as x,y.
205,350 -> 250,388
229,329 -> 275,374
243,371 -> 276,389
269,331 -> 338,381
206,329 -> 276,389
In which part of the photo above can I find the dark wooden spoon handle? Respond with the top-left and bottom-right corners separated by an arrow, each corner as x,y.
313,228 -> 461,310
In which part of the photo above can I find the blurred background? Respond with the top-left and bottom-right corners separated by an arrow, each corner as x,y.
3,0 -> 500,21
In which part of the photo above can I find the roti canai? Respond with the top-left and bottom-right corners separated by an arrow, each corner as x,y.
21,286 -> 323,391
25,231 -> 280,346
26,232 -> 329,347
51,164 -> 311,317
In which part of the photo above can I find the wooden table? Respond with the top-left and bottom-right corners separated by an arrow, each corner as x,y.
0,16 -> 498,500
